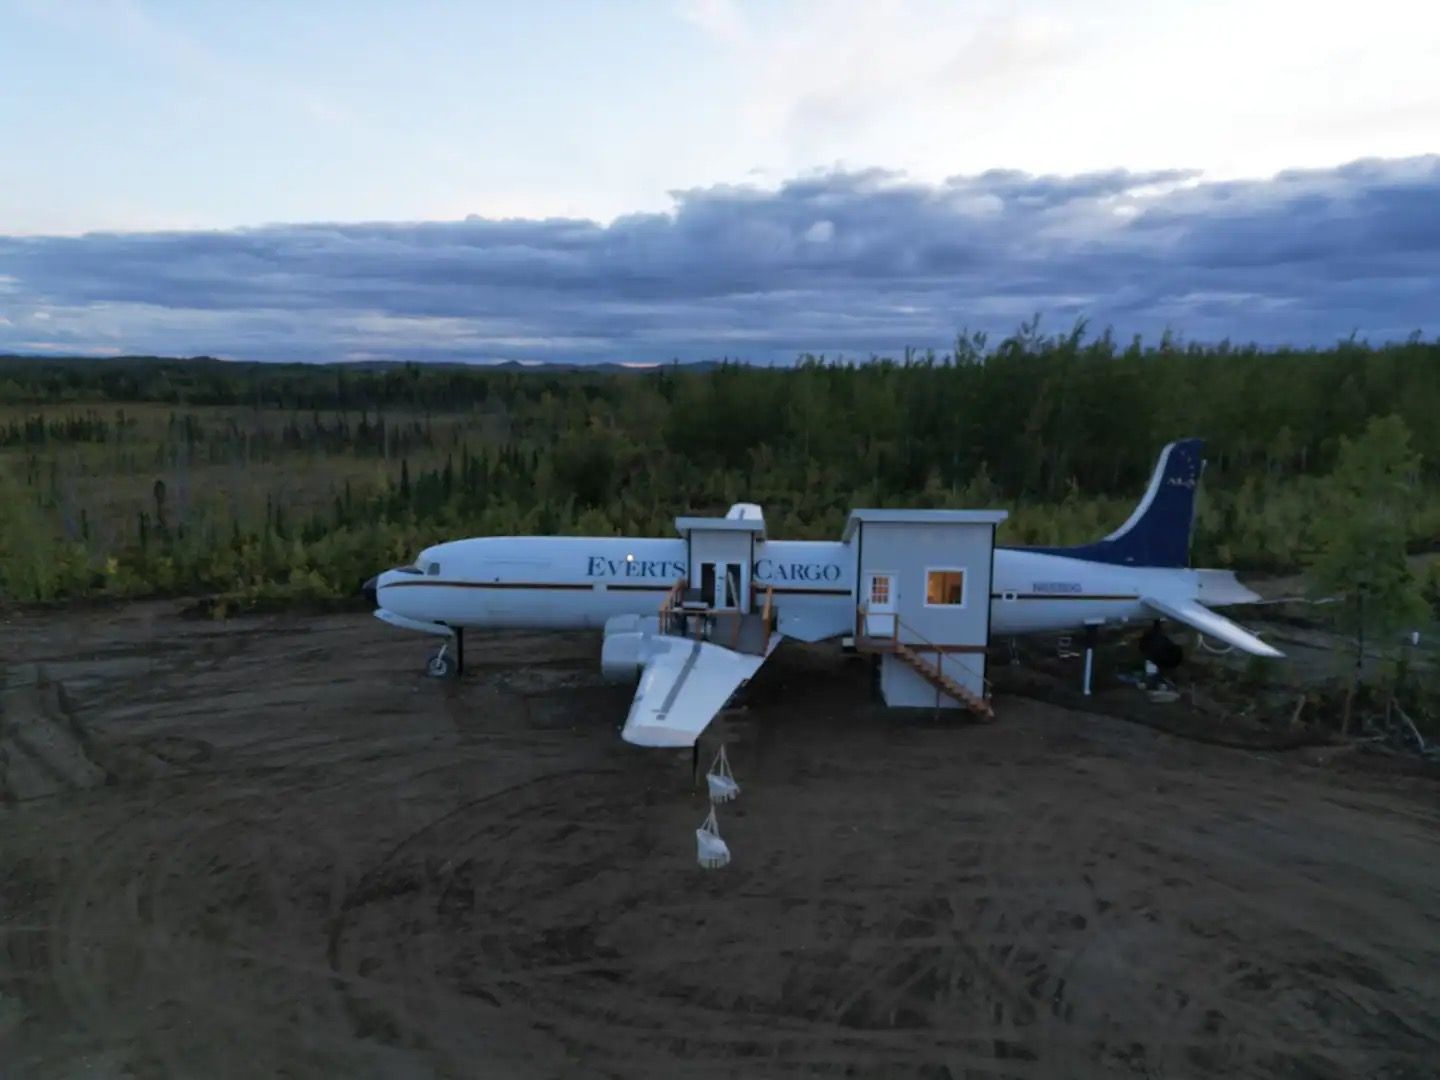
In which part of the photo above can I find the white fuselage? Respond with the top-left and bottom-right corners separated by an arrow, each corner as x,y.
374,535 -> 1256,643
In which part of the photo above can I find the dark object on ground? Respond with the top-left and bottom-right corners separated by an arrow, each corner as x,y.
1139,620 -> 1185,670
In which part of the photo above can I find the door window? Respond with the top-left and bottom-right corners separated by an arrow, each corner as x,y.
868,574 -> 891,606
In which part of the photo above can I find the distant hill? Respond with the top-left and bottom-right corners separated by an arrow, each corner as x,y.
0,354 -> 726,373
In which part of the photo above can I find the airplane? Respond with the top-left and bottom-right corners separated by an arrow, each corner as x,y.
363,438 -> 1281,749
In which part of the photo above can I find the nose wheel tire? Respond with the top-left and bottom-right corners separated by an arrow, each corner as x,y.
426,645 -> 455,678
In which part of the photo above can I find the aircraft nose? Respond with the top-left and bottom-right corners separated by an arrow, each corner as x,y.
362,575 -> 378,608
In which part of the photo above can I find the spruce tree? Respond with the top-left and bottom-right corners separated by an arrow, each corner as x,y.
1307,415 -> 1428,731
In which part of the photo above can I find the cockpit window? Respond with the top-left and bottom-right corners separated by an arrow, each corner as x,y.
426,562 -> 441,576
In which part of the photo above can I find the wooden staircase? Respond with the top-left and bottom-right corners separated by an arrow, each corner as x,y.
891,641 -> 995,721
854,605 -> 995,721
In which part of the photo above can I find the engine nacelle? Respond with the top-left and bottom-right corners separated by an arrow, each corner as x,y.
601,614 -> 658,684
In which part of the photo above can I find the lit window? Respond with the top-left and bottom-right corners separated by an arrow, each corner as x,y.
869,576 -> 890,605
926,568 -> 965,607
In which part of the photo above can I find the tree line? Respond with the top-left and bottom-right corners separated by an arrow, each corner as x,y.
1,326 -> 1437,615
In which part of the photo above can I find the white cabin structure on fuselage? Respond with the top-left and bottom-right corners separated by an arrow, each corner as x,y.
844,509 -> 1007,711
662,506 -> 1007,710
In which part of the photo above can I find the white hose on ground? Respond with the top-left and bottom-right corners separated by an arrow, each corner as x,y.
1196,632 -> 1234,655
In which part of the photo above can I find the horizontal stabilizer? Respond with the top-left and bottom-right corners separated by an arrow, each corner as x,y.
621,635 -> 779,748
1142,596 -> 1283,658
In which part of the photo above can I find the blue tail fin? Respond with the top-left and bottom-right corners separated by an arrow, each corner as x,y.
1031,439 -> 1205,568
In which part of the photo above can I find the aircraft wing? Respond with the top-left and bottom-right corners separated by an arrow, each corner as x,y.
1142,596 -> 1284,658
621,635 -> 780,748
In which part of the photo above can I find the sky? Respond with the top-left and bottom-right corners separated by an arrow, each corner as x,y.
1,0 -> 1438,362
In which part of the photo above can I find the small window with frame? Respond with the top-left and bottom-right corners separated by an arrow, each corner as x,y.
869,575 -> 891,605
925,568 -> 966,607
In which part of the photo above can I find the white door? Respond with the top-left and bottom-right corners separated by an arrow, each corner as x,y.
722,561 -> 745,610
700,562 -> 743,609
862,571 -> 896,637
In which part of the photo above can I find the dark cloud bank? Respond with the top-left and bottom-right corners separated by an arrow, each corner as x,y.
2,156 -> 1438,363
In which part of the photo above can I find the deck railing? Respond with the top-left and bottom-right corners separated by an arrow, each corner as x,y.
761,585 -> 775,652
659,577 -> 688,636
659,577 -> 774,654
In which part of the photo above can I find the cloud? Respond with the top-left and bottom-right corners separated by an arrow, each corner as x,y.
1,155 -> 1438,362
675,0 -> 747,43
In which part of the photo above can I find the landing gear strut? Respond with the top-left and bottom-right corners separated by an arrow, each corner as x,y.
1082,623 -> 1098,696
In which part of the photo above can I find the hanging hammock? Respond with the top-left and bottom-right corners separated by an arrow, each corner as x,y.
696,806 -> 731,869
705,744 -> 740,803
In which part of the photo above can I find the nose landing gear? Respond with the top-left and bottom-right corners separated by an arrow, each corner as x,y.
426,629 -> 465,679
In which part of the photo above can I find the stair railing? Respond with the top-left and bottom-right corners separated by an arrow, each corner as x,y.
856,601 -> 900,643
892,614 -> 992,700
659,577 -> 688,636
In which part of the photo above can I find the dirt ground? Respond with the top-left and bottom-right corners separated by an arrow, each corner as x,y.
1,603 -> 1437,1079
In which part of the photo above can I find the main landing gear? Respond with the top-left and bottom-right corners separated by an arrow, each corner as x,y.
1138,620 -> 1184,670
426,628 -> 465,679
